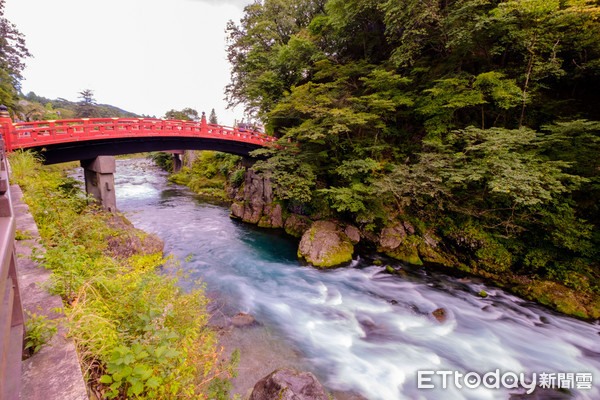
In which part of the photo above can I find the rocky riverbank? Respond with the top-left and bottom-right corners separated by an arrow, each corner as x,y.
222,163 -> 600,320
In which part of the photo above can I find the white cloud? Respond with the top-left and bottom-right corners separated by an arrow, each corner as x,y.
4,0 -> 251,124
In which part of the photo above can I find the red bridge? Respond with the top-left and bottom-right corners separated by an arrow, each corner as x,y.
0,113 -> 275,164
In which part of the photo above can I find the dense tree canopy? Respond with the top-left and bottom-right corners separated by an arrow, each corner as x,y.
0,0 -> 31,111
227,0 -> 600,298
164,107 -> 200,121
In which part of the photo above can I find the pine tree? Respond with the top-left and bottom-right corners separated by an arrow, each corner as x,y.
75,89 -> 99,118
209,108 -> 218,124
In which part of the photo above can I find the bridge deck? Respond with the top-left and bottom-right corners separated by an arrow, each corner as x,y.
7,118 -> 274,151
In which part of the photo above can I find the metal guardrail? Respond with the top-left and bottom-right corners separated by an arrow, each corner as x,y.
0,105 -> 23,399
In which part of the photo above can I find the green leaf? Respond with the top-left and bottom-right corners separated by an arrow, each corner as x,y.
154,345 -> 167,358
146,377 -> 161,388
129,381 -> 144,396
132,364 -> 153,381
123,352 -> 135,365
100,375 -> 113,384
164,348 -> 179,359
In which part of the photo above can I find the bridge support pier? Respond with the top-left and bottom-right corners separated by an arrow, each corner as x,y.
172,153 -> 182,173
80,156 -> 117,212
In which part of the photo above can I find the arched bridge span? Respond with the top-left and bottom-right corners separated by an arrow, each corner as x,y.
0,108 -> 277,212
2,116 -> 275,164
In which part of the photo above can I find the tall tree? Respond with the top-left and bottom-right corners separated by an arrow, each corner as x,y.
209,108 -> 218,124
225,0 -> 327,119
0,0 -> 31,111
75,89 -> 99,118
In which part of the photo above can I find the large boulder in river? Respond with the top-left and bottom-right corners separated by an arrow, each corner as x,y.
378,223 -> 422,265
249,368 -> 330,400
298,221 -> 354,268
379,223 -> 406,251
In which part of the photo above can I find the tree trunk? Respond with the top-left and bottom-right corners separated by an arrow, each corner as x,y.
519,34 -> 537,129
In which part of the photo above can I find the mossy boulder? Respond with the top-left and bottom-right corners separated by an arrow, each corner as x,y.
298,221 -> 354,268
379,223 -> 407,251
379,223 -> 423,265
105,214 -> 164,258
512,280 -> 598,319
344,225 -> 361,244
284,214 -> 310,238
417,233 -> 458,267
385,235 -> 423,265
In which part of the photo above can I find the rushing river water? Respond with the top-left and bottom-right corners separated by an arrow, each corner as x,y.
88,158 -> 600,400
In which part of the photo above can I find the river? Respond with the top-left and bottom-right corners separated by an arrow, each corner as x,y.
84,158 -> 600,400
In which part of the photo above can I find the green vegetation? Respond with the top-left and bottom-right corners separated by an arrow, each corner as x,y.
225,0 -> 600,317
164,108 -> 200,121
10,151 -> 237,399
24,310 -> 58,355
167,151 -> 243,201
148,152 -> 174,172
0,0 -> 31,112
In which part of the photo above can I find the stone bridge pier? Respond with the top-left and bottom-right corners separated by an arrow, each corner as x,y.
80,156 -> 117,212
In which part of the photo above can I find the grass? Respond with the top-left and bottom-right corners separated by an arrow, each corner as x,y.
9,150 -> 237,399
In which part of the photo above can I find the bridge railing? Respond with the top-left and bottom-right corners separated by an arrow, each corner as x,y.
7,118 -> 276,151
0,127 -> 23,398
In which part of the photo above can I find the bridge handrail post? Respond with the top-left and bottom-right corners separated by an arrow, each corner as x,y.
0,106 -> 13,152
200,112 -> 208,136
49,121 -> 55,141
81,119 -> 90,138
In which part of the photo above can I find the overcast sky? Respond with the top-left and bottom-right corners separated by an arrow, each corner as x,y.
4,0 -> 252,124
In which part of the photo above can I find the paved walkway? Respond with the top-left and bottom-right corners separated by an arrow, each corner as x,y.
11,185 -> 88,400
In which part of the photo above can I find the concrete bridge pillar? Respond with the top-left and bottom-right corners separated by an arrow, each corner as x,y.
172,152 -> 182,173
80,156 -> 117,212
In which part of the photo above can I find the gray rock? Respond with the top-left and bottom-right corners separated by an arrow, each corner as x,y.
432,308 -> 447,323
231,202 -> 244,219
379,224 -> 407,251
422,232 -> 439,248
249,368 -> 330,400
284,214 -> 310,237
230,168 -> 279,225
403,221 -> 416,235
259,203 -> 283,228
344,225 -> 361,244
231,313 -> 255,327
298,221 -> 354,268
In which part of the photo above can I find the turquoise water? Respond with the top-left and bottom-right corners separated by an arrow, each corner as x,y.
103,158 -> 600,400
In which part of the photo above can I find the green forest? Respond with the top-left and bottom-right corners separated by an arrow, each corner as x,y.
225,0 -> 600,316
